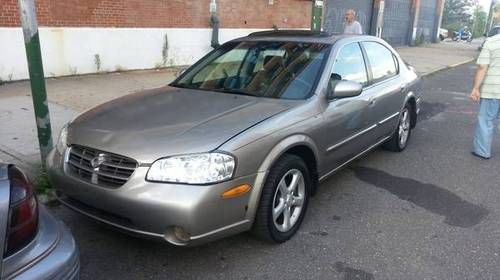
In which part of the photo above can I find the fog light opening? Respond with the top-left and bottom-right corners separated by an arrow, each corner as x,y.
164,226 -> 191,245
174,226 -> 190,242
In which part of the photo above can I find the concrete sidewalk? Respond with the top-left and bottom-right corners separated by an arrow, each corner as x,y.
0,40 -> 481,170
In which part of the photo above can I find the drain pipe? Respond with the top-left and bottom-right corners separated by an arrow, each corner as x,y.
209,0 -> 220,48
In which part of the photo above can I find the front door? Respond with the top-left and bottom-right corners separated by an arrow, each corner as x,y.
321,42 -> 375,173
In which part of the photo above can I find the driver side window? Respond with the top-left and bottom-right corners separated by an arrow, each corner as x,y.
192,48 -> 247,84
332,43 -> 368,86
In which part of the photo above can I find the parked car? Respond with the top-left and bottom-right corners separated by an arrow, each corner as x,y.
487,25 -> 500,37
0,163 -> 79,279
47,30 -> 422,246
439,28 -> 448,41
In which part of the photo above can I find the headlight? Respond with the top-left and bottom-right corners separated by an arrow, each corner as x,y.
56,124 -> 68,154
146,153 -> 235,184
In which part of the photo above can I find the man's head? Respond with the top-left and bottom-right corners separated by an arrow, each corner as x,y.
345,9 -> 356,24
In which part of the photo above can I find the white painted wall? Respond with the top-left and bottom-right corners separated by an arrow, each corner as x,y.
0,27 -> 263,81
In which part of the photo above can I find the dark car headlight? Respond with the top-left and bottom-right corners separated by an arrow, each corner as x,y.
56,124 -> 69,154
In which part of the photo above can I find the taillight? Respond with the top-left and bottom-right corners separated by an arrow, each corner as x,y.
4,166 -> 38,258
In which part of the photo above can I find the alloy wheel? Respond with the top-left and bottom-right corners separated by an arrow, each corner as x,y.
399,108 -> 411,147
272,169 -> 306,233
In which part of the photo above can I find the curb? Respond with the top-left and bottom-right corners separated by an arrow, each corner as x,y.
420,58 -> 475,78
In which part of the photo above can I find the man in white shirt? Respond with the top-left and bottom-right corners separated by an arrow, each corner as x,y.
470,5 -> 500,159
343,9 -> 363,35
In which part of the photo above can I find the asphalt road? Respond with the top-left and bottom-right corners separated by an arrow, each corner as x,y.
52,63 -> 500,280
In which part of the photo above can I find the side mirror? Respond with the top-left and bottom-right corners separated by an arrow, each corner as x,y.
328,80 -> 363,100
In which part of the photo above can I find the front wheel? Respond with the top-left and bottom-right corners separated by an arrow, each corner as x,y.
383,104 -> 412,152
252,154 -> 310,243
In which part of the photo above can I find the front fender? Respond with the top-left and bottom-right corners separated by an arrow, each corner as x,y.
257,134 -> 319,172
244,134 -> 320,223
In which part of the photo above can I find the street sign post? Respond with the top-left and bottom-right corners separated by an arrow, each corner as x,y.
311,0 -> 323,31
17,0 -> 53,166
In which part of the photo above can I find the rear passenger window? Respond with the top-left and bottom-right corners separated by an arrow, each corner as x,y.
332,43 -> 368,86
363,42 -> 398,83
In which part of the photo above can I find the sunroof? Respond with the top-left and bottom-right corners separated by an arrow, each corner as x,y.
248,30 -> 333,38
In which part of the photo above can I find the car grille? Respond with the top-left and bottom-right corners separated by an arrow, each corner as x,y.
66,145 -> 138,188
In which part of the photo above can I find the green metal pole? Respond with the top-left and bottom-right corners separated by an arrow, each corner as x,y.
311,0 -> 323,31
17,0 -> 53,166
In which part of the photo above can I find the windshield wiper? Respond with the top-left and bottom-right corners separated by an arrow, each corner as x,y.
215,87 -> 257,97
170,83 -> 257,97
169,83 -> 195,89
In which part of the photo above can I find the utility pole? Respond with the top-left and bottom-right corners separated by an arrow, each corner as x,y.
471,0 -> 479,38
17,0 -> 53,166
408,0 -> 421,45
311,0 -> 323,31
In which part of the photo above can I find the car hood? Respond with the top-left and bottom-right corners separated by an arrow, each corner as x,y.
68,86 -> 293,163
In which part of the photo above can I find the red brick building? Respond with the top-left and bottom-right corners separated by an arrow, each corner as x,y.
0,0 -> 311,29
0,0 -> 444,81
0,0 -> 313,81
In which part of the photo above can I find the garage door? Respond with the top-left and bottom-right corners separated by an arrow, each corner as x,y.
418,0 -> 438,41
324,0 -> 373,35
382,0 -> 412,46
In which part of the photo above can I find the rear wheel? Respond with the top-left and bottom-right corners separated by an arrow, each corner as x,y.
252,154 -> 310,243
383,103 -> 412,152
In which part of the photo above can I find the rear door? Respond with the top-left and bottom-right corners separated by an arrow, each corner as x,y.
321,42 -> 376,171
361,41 -> 406,139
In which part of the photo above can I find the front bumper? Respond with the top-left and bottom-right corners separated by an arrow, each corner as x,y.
47,149 -> 260,246
1,206 -> 79,280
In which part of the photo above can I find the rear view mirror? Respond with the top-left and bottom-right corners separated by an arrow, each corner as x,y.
328,80 -> 363,99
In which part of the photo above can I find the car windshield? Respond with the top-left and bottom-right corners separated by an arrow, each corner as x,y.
171,41 -> 330,100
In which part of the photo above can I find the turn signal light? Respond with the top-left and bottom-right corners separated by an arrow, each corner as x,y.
221,184 -> 251,199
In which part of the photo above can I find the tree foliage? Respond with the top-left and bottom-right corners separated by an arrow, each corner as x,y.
472,7 -> 487,38
443,0 -> 474,28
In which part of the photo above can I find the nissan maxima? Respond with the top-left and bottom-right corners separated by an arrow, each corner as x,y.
47,31 -> 421,246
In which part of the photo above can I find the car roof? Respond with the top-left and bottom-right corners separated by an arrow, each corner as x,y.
232,29 -> 378,45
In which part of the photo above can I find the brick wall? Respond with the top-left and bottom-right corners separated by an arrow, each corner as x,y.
0,0 -> 311,29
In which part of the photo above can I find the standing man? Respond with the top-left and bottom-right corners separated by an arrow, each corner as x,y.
343,9 -> 363,35
470,6 -> 500,159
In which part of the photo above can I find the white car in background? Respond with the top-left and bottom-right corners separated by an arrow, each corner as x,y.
439,28 -> 449,41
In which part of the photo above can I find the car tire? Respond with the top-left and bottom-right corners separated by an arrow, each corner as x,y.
383,103 -> 412,152
252,154 -> 310,243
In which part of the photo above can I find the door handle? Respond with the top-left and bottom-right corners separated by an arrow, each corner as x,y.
369,98 -> 376,106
